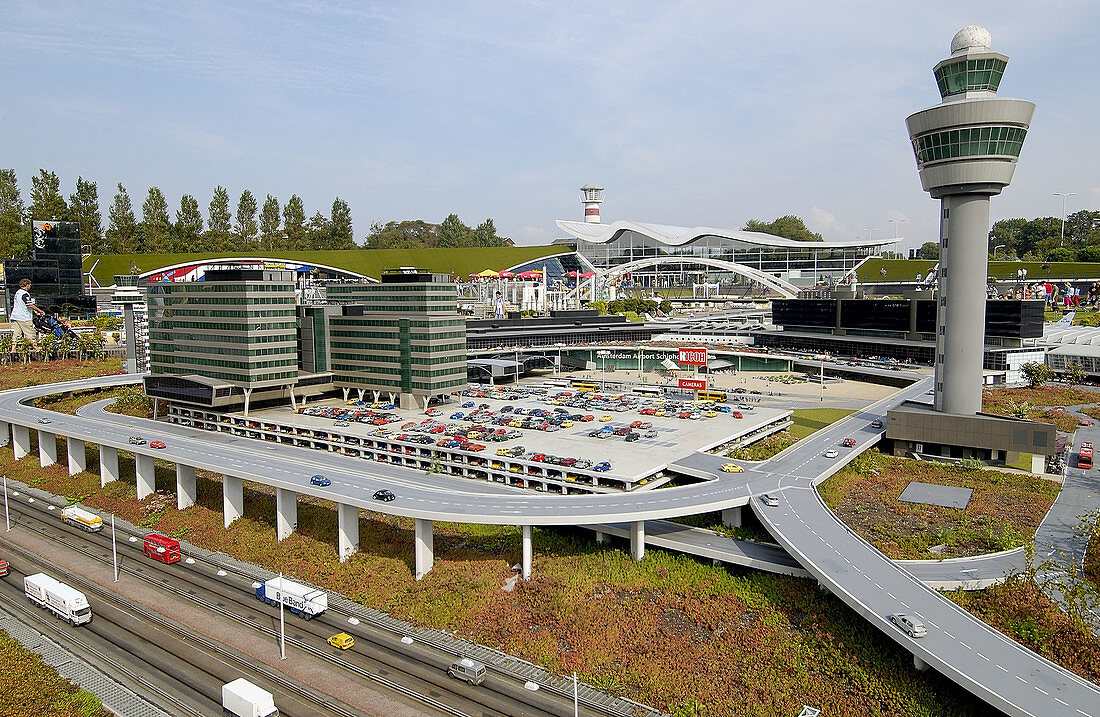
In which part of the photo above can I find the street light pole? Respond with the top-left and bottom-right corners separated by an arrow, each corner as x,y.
3,475 -> 9,532
279,573 -> 286,660
993,244 -> 1005,260
1054,192 -> 1076,245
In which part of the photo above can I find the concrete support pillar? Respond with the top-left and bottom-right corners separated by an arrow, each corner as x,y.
521,525 -> 533,580
13,425 -> 31,460
100,446 -> 119,486
341,387 -> 350,402
0,420 -> 9,447
595,528 -> 608,544
721,507 -> 742,528
135,454 -> 155,499
357,389 -> 365,402
338,503 -> 359,562
223,474 -> 243,528
243,388 -> 252,417
913,655 -> 928,672
176,464 -> 196,510
414,518 -> 434,580
38,431 -> 57,467
66,438 -> 86,476
276,488 -> 297,541
289,391 -> 297,411
630,520 -> 645,561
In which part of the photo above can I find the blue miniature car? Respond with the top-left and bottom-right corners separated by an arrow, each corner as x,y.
310,474 -> 331,487
593,462 -> 612,472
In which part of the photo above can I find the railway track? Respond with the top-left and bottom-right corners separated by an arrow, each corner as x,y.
2,489 -> 600,717
0,540 -> 359,717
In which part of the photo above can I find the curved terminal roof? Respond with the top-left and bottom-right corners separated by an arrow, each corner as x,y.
555,219 -> 895,250
84,246 -> 571,286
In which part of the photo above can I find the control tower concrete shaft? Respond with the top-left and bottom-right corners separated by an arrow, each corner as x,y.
906,26 -> 1034,415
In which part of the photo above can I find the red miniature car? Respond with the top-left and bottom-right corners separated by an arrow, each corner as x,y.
150,440 -> 166,449
842,438 -> 856,447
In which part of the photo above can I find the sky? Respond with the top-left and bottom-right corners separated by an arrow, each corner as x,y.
2,1 -> 1098,253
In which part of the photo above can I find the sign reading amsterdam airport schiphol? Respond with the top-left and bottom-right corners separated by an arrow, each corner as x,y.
678,378 -> 706,391
678,347 -> 708,366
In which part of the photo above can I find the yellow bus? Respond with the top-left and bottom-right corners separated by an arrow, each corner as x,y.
697,390 -> 727,402
571,381 -> 598,392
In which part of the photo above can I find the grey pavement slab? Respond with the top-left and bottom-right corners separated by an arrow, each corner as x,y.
898,481 -> 973,509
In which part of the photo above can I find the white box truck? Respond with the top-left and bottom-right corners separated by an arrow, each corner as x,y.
222,678 -> 278,717
24,573 -> 92,626
253,576 -> 327,619
61,505 -> 103,532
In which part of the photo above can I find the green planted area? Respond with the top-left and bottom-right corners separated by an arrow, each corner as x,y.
84,245 -> 569,285
818,451 -> 1058,560
859,258 -> 1100,283
0,631 -> 107,717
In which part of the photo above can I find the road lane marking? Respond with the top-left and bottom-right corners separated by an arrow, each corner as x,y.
1034,687 -> 1047,695
1055,698 -> 1068,706
942,631 -> 954,639
958,641 -> 970,650
1014,675 -> 1027,683
996,665 -> 1008,673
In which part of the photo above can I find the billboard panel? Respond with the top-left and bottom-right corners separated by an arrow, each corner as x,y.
678,378 -> 706,391
678,347 -> 708,366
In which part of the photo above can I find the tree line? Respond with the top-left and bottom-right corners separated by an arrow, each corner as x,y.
364,214 -> 509,249
0,168 -> 355,256
910,210 -> 1100,261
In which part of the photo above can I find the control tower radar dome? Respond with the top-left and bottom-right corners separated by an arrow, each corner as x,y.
950,25 -> 992,54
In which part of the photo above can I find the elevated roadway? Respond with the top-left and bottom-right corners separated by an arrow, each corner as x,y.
1,372 -> 1097,716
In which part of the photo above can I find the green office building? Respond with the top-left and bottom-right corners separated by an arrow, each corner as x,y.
327,269 -> 466,409
145,269 -> 299,411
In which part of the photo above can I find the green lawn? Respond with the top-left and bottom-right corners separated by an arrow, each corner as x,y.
84,246 -> 569,284
789,408 -> 854,439
859,258 -> 1100,284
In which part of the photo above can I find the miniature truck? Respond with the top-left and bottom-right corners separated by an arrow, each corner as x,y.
60,505 -> 103,532
221,678 -> 278,717
24,573 -> 92,626
254,576 -> 327,620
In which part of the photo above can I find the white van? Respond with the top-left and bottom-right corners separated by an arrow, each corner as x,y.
447,657 -> 486,686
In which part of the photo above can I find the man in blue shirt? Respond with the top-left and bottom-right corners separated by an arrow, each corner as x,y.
10,278 -> 45,350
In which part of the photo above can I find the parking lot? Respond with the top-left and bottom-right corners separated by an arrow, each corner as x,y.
218,380 -> 793,492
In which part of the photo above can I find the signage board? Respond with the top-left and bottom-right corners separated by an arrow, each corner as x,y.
678,378 -> 707,391
678,347 -> 708,366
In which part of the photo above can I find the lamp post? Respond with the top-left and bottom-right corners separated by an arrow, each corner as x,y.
993,244 -> 1005,260
888,218 -> 907,258
1054,192 -> 1076,246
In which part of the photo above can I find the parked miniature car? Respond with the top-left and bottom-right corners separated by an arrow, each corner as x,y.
760,494 -> 780,507
720,463 -> 744,473
150,440 -> 166,449
328,632 -> 355,650
593,462 -> 612,472
310,475 -> 331,487
889,613 -> 927,638
373,489 -> 396,502
644,430 -> 659,438
625,432 -> 640,442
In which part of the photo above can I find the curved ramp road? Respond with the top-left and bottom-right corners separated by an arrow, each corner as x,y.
1,373 -> 1097,715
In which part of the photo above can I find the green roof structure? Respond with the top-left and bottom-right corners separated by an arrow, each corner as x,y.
83,246 -> 570,286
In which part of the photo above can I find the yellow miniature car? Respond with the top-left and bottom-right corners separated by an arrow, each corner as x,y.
599,415 -> 613,422
720,463 -> 744,473
561,420 -> 574,428
328,632 -> 355,650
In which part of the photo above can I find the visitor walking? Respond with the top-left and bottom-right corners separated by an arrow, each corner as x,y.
9,278 -> 45,352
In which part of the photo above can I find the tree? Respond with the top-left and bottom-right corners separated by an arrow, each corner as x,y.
174,194 -> 204,253
282,195 -> 306,250
259,195 -> 281,250
0,169 -> 28,259
1020,361 -> 1053,389
68,177 -> 103,253
305,211 -> 331,250
105,183 -> 138,254
1077,245 -> 1100,263
1065,363 -> 1087,386
438,213 -> 470,247
473,218 -> 504,246
330,197 -> 354,249
918,241 -> 939,259
743,215 -> 823,242
235,190 -> 258,248
28,169 -> 68,222
206,185 -> 232,251
1047,246 -> 1074,262
140,187 -> 172,253
365,219 -> 438,249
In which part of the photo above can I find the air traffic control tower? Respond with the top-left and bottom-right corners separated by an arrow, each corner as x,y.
906,25 -> 1035,414
886,27 -> 1054,469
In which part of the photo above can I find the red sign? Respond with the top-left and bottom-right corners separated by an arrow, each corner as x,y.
678,378 -> 707,391
678,347 -> 708,366
585,207 -> 600,215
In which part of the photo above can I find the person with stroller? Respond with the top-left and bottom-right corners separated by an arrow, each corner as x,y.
10,278 -> 45,352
